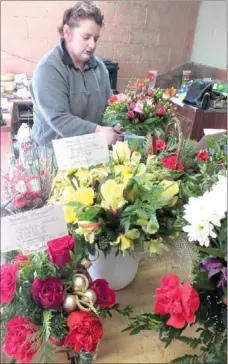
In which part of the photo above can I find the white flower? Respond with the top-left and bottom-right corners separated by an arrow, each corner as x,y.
183,220 -> 217,247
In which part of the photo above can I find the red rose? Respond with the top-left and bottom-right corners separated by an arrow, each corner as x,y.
156,139 -> 166,152
90,279 -> 116,308
64,311 -> 103,353
3,316 -> 39,363
154,274 -> 200,329
162,155 -> 184,172
47,235 -> 75,269
197,149 -> 209,161
0,264 -> 18,304
32,276 -> 64,309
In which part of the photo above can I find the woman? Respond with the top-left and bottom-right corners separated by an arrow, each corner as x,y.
29,1 -> 123,155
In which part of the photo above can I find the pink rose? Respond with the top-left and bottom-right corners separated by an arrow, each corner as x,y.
128,110 -> 135,118
13,194 -> 27,208
156,106 -> 166,115
129,102 -> 136,110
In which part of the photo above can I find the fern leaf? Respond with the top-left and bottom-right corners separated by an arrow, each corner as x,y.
32,340 -> 56,364
177,336 -> 201,349
171,354 -> 201,363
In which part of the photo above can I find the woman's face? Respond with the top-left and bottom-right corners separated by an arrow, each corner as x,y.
64,18 -> 101,63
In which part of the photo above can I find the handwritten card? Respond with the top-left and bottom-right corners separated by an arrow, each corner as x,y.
1,204 -> 68,253
52,133 -> 109,171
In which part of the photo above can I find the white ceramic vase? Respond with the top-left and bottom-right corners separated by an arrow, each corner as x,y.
88,247 -> 139,291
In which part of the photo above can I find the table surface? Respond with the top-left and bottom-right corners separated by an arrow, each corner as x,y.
2,252 -> 200,363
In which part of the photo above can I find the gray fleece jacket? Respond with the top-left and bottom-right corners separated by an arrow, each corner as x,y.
29,39 -> 112,150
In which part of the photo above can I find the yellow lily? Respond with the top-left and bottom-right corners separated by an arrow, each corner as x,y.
90,167 -> 108,183
101,180 -> 127,213
76,221 -> 102,244
148,237 -> 168,256
64,206 -> 78,224
114,165 -> 132,178
67,168 -> 77,176
74,188 -> 94,206
159,180 -> 179,207
75,169 -> 91,186
61,186 -> 79,203
112,141 -> 131,165
112,229 -> 140,252
130,151 -> 141,166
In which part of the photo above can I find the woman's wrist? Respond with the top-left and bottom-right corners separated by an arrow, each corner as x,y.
95,125 -> 103,133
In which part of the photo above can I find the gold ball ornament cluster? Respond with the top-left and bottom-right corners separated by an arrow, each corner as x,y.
63,271 -> 97,313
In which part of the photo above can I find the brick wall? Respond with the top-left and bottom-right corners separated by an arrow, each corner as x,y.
1,0 -> 200,92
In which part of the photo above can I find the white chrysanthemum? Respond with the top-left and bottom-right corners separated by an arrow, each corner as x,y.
183,220 -> 217,247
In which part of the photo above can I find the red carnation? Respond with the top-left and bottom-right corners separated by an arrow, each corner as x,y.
0,263 -> 18,304
156,139 -> 166,152
3,316 -> 40,363
64,311 -> 103,353
90,279 -> 116,308
154,274 -> 200,329
162,155 -> 184,171
197,149 -> 209,161
47,235 -> 75,269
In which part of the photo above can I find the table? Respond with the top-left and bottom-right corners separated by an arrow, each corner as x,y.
173,102 -> 227,141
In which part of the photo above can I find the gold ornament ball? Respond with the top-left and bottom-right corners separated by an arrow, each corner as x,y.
63,294 -> 76,312
82,289 -> 97,304
72,275 -> 87,291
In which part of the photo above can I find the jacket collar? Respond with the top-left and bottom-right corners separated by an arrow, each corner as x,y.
60,38 -> 97,71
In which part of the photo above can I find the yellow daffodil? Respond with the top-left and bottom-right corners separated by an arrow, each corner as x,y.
64,206 -> 78,224
76,221 -> 102,244
112,141 -> 131,165
74,188 -> 94,206
101,180 -> 127,213
112,229 -> 140,252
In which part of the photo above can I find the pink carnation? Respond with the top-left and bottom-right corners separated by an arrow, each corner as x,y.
128,110 -> 135,118
156,106 -> 166,115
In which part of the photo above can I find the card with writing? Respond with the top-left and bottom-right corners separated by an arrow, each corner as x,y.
1,204 -> 68,253
52,133 -> 109,170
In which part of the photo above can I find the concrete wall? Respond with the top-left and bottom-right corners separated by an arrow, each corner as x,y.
191,1 -> 227,69
1,0 -> 200,92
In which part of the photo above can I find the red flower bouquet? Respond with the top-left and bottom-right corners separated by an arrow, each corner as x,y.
1,235 -> 131,363
104,77 -> 174,137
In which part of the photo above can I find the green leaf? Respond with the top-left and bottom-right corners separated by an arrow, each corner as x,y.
197,246 -> 225,259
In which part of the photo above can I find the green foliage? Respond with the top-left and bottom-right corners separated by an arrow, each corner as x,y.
97,303 -> 133,319
180,139 -> 198,170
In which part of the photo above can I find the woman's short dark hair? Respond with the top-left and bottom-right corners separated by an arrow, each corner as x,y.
58,1 -> 104,36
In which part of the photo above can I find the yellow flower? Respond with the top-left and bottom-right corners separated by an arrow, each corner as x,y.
159,180 -> 179,207
74,188 -> 94,206
148,237 -> 168,256
75,168 -> 91,184
160,180 -> 179,198
64,206 -> 77,224
130,151 -> 141,166
61,186 -> 79,203
112,141 -> 131,165
101,180 -> 127,213
76,221 -> 102,244
112,229 -> 140,252
90,167 -> 108,182
114,165 -> 132,178
67,168 -> 77,176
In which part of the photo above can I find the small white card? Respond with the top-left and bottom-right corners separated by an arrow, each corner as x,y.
1,204 -> 68,253
52,133 -> 109,171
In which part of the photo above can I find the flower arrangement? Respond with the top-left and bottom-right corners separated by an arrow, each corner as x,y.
1,153 -> 56,216
0,235 -> 132,364
123,176 -> 227,363
103,77 -> 176,136
50,141 -> 181,257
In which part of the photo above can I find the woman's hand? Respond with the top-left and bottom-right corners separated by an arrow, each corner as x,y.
95,125 -> 124,145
